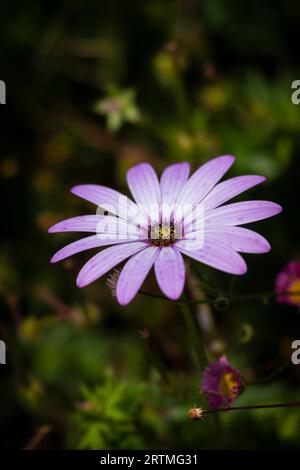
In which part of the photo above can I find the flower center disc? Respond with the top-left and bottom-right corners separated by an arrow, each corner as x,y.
219,372 -> 239,398
149,223 -> 178,247
288,278 -> 300,305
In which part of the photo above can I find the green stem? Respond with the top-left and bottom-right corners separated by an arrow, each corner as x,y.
139,290 -> 208,304
181,287 -> 222,445
180,301 -> 208,371
231,290 -> 300,302
206,401 -> 300,415
248,359 -> 291,385
139,290 -> 172,301
142,337 -> 169,384
139,289 -> 300,305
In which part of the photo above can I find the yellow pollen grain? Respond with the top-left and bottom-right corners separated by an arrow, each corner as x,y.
160,226 -> 172,239
149,223 -> 179,246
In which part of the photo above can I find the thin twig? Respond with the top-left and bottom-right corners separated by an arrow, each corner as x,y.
231,290 -> 300,302
139,289 -> 300,305
206,401 -> 300,415
24,425 -> 54,450
139,290 -> 208,304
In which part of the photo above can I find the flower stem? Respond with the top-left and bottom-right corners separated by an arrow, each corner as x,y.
206,401 -> 300,415
139,290 -> 171,301
140,287 -> 300,306
139,329 -> 169,384
139,290 -> 208,304
180,300 -> 208,371
182,285 -> 223,445
248,358 -> 291,385
231,290 -> 300,302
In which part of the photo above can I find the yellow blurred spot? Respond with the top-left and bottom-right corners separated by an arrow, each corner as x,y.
209,339 -> 227,356
33,170 -> 55,191
62,259 -> 75,271
194,131 -> 219,154
20,315 -> 56,341
250,102 -> 268,119
36,212 -> 58,231
280,413 -> 299,441
177,132 -> 193,151
238,323 -> 254,343
43,135 -> 72,164
20,377 -> 44,410
20,317 -> 39,341
70,303 -> 101,327
0,157 -> 19,179
84,302 -> 101,325
153,52 -> 176,84
200,84 -> 229,110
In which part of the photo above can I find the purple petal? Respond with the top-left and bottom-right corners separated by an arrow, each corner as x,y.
71,184 -> 147,227
174,156 -> 235,215
154,247 -> 185,300
93,216 -> 147,237
202,175 -> 266,212
174,237 -> 204,252
116,247 -> 159,305
177,240 -> 247,275
205,200 -> 283,226
127,163 -> 161,223
51,235 -> 143,263
160,162 -> 190,205
48,215 -> 105,233
193,226 -> 271,253
76,242 -> 148,288
48,215 -> 146,236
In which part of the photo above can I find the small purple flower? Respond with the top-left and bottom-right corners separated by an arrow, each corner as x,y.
48,156 -> 282,305
275,261 -> 300,306
201,355 -> 242,409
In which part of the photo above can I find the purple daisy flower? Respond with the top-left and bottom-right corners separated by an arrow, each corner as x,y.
48,156 -> 282,305
201,355 -> 242,409
275,261 -> 300,306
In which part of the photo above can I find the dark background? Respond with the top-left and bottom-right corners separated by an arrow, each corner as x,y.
0,0 -> 300,449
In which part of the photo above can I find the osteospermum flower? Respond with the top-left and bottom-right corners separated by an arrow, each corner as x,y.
48,156 -> 282,305
275,261 -> 300,306
201,355 -> 242,409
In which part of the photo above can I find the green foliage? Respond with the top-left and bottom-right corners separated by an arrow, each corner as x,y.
70,373 -> 146,449
24,321 -> 108,393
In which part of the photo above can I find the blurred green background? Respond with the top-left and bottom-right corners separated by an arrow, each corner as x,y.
1,0 -> 300,450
